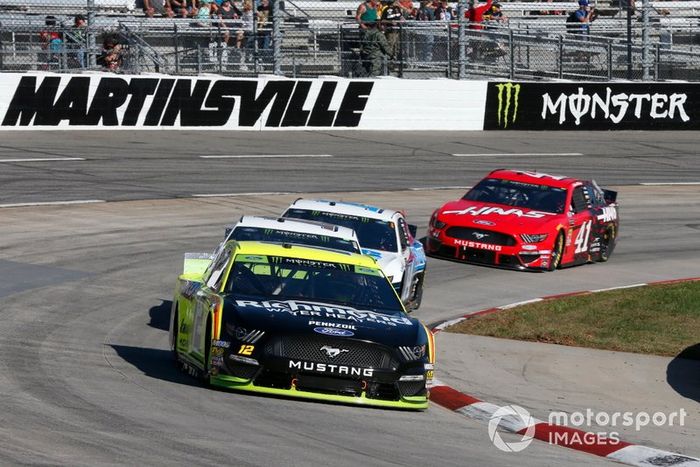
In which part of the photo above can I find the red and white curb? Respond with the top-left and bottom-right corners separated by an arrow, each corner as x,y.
428,277 -> 700,466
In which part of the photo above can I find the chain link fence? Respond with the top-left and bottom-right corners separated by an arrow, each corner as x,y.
1,0 -> 700,79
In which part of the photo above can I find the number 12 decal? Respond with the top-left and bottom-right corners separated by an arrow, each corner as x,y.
574,220 -> 592,253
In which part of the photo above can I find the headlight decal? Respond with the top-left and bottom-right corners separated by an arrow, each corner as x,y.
226,323 -> 265,344
520,233 -> 548,243
399,345 -> 426,361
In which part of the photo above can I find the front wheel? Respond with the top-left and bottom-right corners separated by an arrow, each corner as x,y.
548,232 -> 565,271
408,272 -> 425,312
171,308 -> 180,364
201,315 -> 212,386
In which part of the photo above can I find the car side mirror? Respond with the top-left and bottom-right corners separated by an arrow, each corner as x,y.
408,224 -> 417,238
603,189 -> 617,204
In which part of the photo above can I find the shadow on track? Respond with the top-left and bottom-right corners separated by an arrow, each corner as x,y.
110,344 -> 199,387
666,343 -> 700,403
148,299 -> 172,331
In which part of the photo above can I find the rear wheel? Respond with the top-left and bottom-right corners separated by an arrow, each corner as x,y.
548,232 -> 565,271
597,226 -> 615,262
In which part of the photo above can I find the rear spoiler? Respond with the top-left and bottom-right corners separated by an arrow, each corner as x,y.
183,252 -> 213,277
603,189 -> 617,204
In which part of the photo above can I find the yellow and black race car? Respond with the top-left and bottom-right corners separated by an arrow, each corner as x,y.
170,241 -> 435,409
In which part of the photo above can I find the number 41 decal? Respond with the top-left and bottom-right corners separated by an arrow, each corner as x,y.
574,220 -> 592,253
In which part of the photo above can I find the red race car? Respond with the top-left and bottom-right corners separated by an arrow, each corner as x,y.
426,169 -> 619,271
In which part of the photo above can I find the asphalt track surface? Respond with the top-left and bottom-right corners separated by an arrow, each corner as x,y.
1,131 -> 699,466
1,131 -> 700,204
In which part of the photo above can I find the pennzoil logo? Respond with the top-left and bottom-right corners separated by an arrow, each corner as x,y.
495,83 -> 521,129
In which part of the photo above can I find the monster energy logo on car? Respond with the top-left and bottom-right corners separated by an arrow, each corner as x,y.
495,82 -> 520,128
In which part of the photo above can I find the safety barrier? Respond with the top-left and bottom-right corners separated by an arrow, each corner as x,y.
0,72 -> 696,130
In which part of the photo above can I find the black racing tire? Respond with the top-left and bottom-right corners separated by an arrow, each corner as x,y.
409,272 -> 425,312
172,307 -> 180,365
597,226 -> 616,262
548,231 -> 565,271
202,315 -> 212,385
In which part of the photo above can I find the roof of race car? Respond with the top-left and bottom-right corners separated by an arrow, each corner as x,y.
286,199 -> 400,222
488,169 -> 579,189
228,240 -> 380,268
234,216 -> 359,241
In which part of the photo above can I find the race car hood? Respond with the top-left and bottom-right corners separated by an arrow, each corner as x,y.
437,199 -> 561,232
223,297 -> 421,345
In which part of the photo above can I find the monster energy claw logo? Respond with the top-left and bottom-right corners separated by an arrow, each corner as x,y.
495,83 -> 521,128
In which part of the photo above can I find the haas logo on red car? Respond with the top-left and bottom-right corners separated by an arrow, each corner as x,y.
597,206 -> 617,223
443,206 -> 554,219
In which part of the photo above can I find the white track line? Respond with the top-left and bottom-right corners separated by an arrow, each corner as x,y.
0,200 -> 104,208
0,157 -> 85,162
200,154 -> 333,159
192,192 -> 293,198
452,153 -> 584,157
639,182 -> 700,186
409,186 -> 470,191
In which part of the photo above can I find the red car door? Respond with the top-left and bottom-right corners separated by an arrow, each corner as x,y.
565,184 -> 595,265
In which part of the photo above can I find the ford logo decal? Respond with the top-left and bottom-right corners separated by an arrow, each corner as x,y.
474,220 -> 496,226
314,327 -> 354,337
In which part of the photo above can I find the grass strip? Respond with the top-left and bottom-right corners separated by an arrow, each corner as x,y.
448,281 -> 700,358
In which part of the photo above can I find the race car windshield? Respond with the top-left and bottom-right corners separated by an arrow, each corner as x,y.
463,178 -> 568,214
225,255 -> 404,314
230,226 -> 360,254
284,209 -> 398,252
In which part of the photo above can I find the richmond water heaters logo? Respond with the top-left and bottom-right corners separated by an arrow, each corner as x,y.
494,82 -> 521,129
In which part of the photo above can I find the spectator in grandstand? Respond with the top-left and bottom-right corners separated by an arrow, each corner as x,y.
239,0 -> 254,47
194,0 -> 216,24
567,0 -> 598,36
434,0 -> 453,21
67,14 -> 87,68
484,2 -> 506,25
97,34 -> 123,71
360,20 -> 389,76
376,0 -> 387,19
257,0 -> 273,50
219,0 -> 241,21
356,0 -> 379,36
143,0 -> 175,17
381,0 -> 404,62
483,3 -> 507,57
399,0 -> 416,18
170,0 -> 195,18
216,0 -> 241,63
414,0 -> 435,62
219,0 -> 242,41
39,16 -> 63,70
466,0 -> 493,29
416,0 -> 434,21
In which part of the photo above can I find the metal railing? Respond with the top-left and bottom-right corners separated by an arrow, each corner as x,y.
2,0 -> 700,80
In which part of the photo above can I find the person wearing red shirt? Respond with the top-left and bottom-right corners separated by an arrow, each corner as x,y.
466,0 -> 493,29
